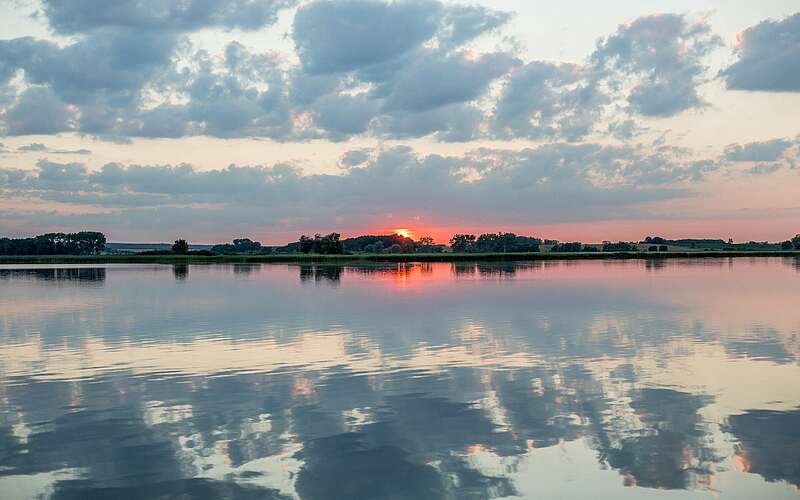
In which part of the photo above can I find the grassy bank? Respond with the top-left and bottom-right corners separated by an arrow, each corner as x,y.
1,250 -> 799,265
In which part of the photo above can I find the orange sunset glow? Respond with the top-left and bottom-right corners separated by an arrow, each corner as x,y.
393,228 -> 416,239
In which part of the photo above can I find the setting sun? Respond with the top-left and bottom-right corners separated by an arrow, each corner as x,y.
394,228 -> 416,239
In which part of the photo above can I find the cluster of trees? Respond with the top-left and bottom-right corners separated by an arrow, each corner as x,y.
547,241 -> 636,252
450,233 -> 541,253
550,242 -> 588,252
0,232 -> 106,255
780,235 -> 800,250
211,238 -> 266,254
344,234 -> 417,254
298,233 -> 344,254
602,241 -> 636,252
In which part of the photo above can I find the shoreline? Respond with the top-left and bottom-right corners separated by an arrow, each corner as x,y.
1,250 -> 799,265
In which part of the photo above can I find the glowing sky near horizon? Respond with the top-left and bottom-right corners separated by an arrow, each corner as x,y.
0,0 -> 798,244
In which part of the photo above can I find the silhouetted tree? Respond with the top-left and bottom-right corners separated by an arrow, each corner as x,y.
318,233 -> 344,254
793,234 -> 800,250
781,240 -> 794,250
298,235 -> 315,253
450,234 -> 476,253
211,238 -> 265,254
602,241 -> 636,252
296,233 -> 344,254
551,242 -> 583,252
172,239 -> 189,254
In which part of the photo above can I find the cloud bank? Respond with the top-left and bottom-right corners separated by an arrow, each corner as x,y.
3,1 -> 788,143
1,143 -> 714,238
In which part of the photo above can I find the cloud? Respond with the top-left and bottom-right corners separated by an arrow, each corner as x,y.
297,47 -> 517,140
290,1 -> 516,141
0,4 -> 735,143
492,61 -> 600,140
1,86 -> 76,135
438,4 -> 512,49
17,143 -> 91,155
382,51 -> 518,112
490,13 -> 721,141
307,93 -> 380,138
294,0 -> 443,74
591,13 -> 721,117
41,0 -> 297,34
723,138 -> 794,162
0,143 -> 711,239
0,29 -> 177,138
339,149 -> 372,168
722,13 -> 800,92
0,29 -> 176,106
746,163 -> 782,176
373,102 -> 484,142
0,0 -> 293,140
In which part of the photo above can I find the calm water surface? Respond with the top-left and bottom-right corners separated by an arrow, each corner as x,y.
0,258 -> 799,499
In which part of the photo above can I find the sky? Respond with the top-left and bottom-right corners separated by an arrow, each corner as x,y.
0,0 -> 798,244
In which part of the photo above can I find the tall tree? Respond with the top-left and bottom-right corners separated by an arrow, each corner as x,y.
172,239 -> 189,254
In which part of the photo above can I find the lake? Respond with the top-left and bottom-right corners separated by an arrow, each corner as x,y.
0,258 -> 799,499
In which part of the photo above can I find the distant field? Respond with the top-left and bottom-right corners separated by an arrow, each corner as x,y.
1,250 -> 799,265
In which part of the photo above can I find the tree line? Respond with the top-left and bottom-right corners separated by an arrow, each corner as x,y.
4,231 -> 799,257
0,232 -> 106,255
449,233 -> 543,253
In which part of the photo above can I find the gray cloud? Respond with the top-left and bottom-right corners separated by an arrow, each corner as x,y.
293,0 -> 441,74
372,102 -> 484,142
41,0 -> 297,34
339,149 -> 372,167
289,1 -> 517,141
438,5 -> 512,49
492,61 -> 600,140
746,163 -> 782,175
0,3 -> 734,143
0,0 -> 294,140
17,143 -> 92,155
723,139 -> 794,162
490,13 -> 721,142
2,86 -> 76,136
382,51 -> 518,112
0,29 -> 176,106
591,13 -> 721,117
719,138 -> 798,175
308,93 -> 380,138
0,143 -> 713,239
91,42 -> 291,140
722,13 -> 800,92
